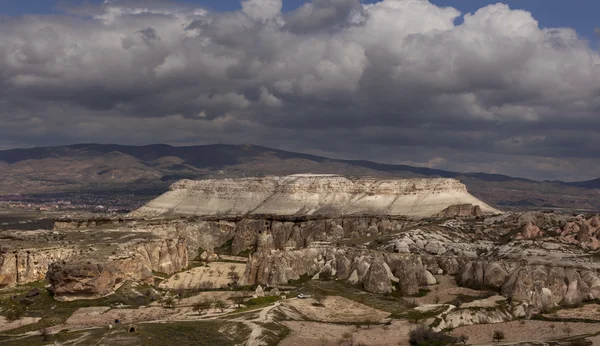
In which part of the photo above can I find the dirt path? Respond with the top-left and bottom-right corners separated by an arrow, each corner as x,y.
235,301 -> 280,346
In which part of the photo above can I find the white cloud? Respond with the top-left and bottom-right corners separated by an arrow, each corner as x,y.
241,0 -> 282,22
0,0 -> 600,180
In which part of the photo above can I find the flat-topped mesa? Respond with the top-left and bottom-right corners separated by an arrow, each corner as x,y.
130,174 -> 500,218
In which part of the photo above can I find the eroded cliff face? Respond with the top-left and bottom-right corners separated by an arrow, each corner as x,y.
240,246 -> 463,294
0,248 -> 75,288
130,175 -> 500,218
46,237 -> 189,301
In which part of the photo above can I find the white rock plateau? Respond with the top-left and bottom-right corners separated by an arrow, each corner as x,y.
130,174 -> 500,218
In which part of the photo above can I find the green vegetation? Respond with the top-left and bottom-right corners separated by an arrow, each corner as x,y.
0,321 -> 251,346
257,322 -> 290,346
246,296 -> 280,306
288,274 -> 312,286
409,325 -> 456,346
398,307 -> 447,323
0,281 -> 160,335
299,280 -> 413,316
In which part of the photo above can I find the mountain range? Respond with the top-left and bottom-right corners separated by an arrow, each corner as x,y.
0,143 -> 598,211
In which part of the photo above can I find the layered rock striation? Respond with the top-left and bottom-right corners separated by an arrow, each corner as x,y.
130,175 -> 500,218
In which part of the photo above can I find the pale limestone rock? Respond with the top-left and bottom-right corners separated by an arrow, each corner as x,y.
347,270 -> 359,285
423,270 -> 437,285
483,262 -> 509,289
425,241 -> 446,255
254,285 -> 265,298
131,176 -> 500,218
363,261 -> 392,294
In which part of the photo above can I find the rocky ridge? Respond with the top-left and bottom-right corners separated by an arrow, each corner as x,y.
130,175 -> 500,218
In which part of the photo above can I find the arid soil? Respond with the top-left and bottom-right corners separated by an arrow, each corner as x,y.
280,320 -> 413,346
158,262 -> 246,290
544,304 -> 600,321
450,320 -> 600,345
414,275 -> 495,305
0,316 -> 41,332
282,296 -> 390,323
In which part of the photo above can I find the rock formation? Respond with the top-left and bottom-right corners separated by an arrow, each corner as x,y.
130,175 -> 500,218
435,204 -> 483,218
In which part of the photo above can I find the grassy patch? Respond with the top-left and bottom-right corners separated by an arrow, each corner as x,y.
288,274 -> 312,286
300,280 -> 412,316
246,296 -> 280,306
0,281 -> 160,335
395,307 -> 447,323
258,322 -> 290,346
136,321 -> 250,345
0,321 -> 252,346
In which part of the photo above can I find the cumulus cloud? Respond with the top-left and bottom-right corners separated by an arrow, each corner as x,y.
0,0 -> 599,180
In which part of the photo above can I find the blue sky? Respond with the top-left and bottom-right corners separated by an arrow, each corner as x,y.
0,0 -> 598,40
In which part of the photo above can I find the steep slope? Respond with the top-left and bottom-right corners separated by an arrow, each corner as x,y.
130,174 -> 500,218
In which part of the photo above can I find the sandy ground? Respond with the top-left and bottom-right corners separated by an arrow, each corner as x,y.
52,291 -> 251,333
280,320 -> 414,346
0,316 -> 41,331
177,290 -> 252,305
218,255 -> 248,262
587,334 -> 600,345
450,320 -> 600,345
414,275 -> 495,305
282,296 -> 390,323
159,262 -> 245,290
545,304 -> 600,321
461,295 -> 506,309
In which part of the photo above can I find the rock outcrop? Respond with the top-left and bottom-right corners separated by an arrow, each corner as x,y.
0,247 -> 75,288
434,204 -> 484,218
130,175 -> 500,218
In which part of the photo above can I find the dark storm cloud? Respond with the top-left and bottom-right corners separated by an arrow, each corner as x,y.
1,0 -> 600,181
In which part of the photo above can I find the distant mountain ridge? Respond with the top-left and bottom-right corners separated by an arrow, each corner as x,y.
0,143 -> 598,211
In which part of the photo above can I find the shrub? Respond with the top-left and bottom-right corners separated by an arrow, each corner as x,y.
313,293 -> 326,306
409,325 -> 456,346
192,299 -> 212,315
492,330 -> 505,343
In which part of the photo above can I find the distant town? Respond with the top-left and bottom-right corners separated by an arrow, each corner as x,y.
0,193 -> 153,214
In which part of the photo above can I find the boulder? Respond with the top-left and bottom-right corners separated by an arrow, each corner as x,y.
422,270 -> 437,285
347,270 -> 359,285
363,261 -> 392,294
483,262 -> 508,289
254,285 -> 265,298
425,241 -> 446,255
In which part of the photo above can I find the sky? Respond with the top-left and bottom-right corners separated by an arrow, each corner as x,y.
0,0 -> 599,181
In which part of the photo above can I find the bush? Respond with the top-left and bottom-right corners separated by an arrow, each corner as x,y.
3,301 -> 26,321
409,326 -> 457,346
492,330 -> 505,343
246,296 -> 280,306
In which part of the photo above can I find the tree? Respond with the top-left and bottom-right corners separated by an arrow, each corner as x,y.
409,325 -> 456,346
232,294 -> 245,308
492,330 -> 505,343
215,300 -> 229,313
40,328 -> 50,341
4,303 -> 26,322
314,293 -> 326,306
192,299 -> 212,315
228,271 -> 241,288
339,331 -> 354,346
160,295 -> 176,308
459,334 -> 469,344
